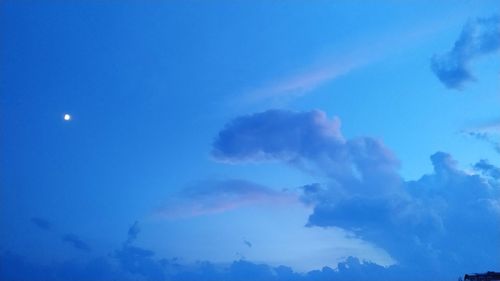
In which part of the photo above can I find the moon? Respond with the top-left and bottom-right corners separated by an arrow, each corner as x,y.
63,114 -> 71,121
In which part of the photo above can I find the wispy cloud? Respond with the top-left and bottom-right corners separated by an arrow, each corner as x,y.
240,58 -> 364,105
155,179 -> 296,219
238,19 -> 451,105
462,119 -> 500,153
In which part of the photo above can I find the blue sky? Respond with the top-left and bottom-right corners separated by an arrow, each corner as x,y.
1,1 -> 499,281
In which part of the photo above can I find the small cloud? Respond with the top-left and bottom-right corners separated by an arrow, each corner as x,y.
125,221 -> 140,245
462,120 -> 500,153
431,15 -> 500,90
474,159 -> 500,179
243,239 -> 252,248
30,217 -> 52,231
62,234 -> 91,252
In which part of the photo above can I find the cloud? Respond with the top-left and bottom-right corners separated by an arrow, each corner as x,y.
431,15 -> 500,89
62,234 -> 91,252
125,221 -> 140,245
212,109 -> 500,278
212,109 -> 401,196
0,216 -> 476,281
462,121 -> 500,153
308,152 -> 500,276
243,239 -> 252,248
474,159 -> 500,179
0,250 -> 413,281
30,217 -> 52,231
238,19 -> 449,105
156,179 -> 295,219
114,246 -> 164,281
241,60 -> 362,105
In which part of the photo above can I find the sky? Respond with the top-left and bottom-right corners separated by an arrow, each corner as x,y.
1,1 -> 499,281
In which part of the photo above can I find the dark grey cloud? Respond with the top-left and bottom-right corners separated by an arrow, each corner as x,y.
156,179 -> 294,218
431,15 -> 500,89
62,234 -> 91,252
30,217 -> 52,231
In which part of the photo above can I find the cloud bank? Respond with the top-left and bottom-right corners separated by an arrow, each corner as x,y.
213,109 -> 500,278
0,221 -> 409,281
0,249 -> 408,281
431,15 -> 500,89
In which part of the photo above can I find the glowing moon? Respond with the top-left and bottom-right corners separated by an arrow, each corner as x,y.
63,114 -> 71,121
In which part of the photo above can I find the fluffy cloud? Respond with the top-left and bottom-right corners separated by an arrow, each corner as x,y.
156,179 -> 294,218
309,152 -> 499,276
431,15 -> 500,89
474,159 -> 500,179
213,109 -> 500,278
213,109 -> 402,199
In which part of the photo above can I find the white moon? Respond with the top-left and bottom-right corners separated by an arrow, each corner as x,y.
64,114 -> 71,121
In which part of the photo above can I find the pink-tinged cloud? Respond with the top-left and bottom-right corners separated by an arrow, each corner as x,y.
238,18 -> 453,105
155,179 -> 297,219
241,59 -> 363,104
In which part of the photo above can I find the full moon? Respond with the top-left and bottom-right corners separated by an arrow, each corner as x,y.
63,114 -> 71,121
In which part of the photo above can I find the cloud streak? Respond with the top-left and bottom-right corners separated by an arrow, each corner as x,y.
238,19 -> 450,105
431,15 -> 500,89
62,234 -> 92,252
156,179 -> 295,219
241,59 -> 362,104
462,120 -> 500,153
